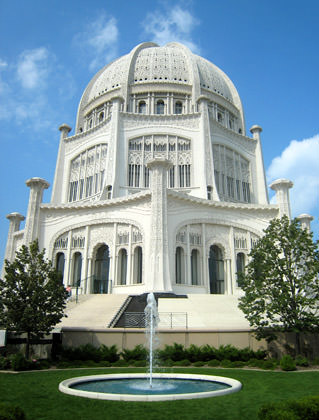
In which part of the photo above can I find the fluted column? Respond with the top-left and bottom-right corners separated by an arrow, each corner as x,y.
297,213 -> 314,232
2,213 -> 25,275
270,178 -> 293,219
24,177 -> 49,245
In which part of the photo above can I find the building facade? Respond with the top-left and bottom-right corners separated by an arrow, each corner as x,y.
4,42 -> 308,297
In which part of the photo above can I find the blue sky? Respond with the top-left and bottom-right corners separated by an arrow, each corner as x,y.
0,0 -> 318,265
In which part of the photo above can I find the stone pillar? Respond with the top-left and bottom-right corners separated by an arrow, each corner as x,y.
147,158 -> 173,292
2,212 -> 25,273
250,125 -> 269,205
51,124 -> 71,203
270,178 -> 293,219
297,213 -> 314,232
24,178 -> 50,245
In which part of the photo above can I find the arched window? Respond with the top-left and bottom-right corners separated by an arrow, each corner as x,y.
175,101 -> 183,114
191,249 -> 199,285
72,252 -> 82,287
56,252 -> 65,284
118,249 -> 127,285
99,112 -> 104,122
156,100 -> 164,114
208,245 -> 224,294
138,101 -> 146,114
133,246 -> 143,284
236,252 -> 245,286
94,245 -> 110,293
175,247 -> 185,284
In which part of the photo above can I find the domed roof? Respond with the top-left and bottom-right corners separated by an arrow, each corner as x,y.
76,42 -> 244,130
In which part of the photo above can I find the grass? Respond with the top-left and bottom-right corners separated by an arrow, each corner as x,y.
1,367 -> 319,420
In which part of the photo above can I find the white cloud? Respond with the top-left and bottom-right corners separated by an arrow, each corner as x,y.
16,47 -> 50,89
0,58 -> 8,69
267,135 -> 319,217
143,5 -> 200,53
74,14 -> 119,71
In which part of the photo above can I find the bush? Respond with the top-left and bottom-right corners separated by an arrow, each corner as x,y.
132,360 -> 147,367
157,343 -> 187,362
9,354 -> 30,371
185,345 -> 203,362
99,345 -> 119,363
207,359 -> 220,367
0,402 -> 26,420
230,361 -> 246,368
258,395 -> 319,420
112,359 -> 129,367
192,361 -> 205,367
295,355 -> 309,367
121,345 -> 147,362
0,356 -> 10,370
220,359 -> 233,368
280,355 -> 297,371
173,359 -> 191,366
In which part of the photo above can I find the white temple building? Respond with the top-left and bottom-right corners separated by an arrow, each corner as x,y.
3,43 -> 313,331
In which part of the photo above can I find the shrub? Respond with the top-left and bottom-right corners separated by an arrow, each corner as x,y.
99,345 -> 119,363
295,355 -> 309,367
230,361 -> 246,368
192,361 -> 205,367
112,359 -> 129,367
207,359 -> 220,367
121,345 -> 147,362
157,343 -> 187,362
0,402 -> 26,420
133,360 -> 147,367
173,359 -> 191,366
97,360 -> 111,367
185,344 -> 203,362
220,359 -> 233,368
258,396 -> 319,420
0,356 -> 10,370
280,355 -> 297,371
9,354 -> 30,371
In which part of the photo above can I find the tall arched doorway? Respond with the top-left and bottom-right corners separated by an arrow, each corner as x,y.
191,249 -> 199,285
94,245 -> 110,293
175,246 -> 185,284
133,246 -> 143,284
56,252 -> 65,284
72,252 -> 82,287
208,245 -> 224,294
118,248 -> 127,285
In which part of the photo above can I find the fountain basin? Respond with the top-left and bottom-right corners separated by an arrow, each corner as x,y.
59,373 -> 242,401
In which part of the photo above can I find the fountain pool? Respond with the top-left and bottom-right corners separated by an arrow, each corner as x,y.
59,372 -> 242,401
59,293 -> 242,401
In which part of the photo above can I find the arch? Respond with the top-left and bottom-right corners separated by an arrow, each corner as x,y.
118,248 -> 128,285
175,101 -> 183,114
208,245 -> 224,294
72,252 -> 82,287
133,246 -> 143,284
56,252 -> 65,284
94,244 -> 110,293
191,249 -> 200,285
138,101 -> 146,114
236,252 -> 245,285
156,99 -> 164,114
175,246 -> 185,284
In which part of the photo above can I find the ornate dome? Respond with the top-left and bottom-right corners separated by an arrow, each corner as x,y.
76,42 -> 244,131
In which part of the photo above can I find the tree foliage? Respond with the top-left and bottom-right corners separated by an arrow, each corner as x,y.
0,240 -> 67,358
238,216 -> 319,351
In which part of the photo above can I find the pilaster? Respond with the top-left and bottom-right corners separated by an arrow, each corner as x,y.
2,213 -> 25,275
147,158 -> 172,292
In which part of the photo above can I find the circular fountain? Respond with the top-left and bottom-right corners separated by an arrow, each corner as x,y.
59,293 -> 242,401
59,372 -> 242,401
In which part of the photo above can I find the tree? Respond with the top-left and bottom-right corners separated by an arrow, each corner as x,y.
238,216 -> 319,354
0,240 -> 67,358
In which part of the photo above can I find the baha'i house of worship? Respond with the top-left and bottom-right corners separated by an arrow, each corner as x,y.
2,42 -> 314,338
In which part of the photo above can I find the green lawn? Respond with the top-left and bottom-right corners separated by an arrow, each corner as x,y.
1,368 -> 319,420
